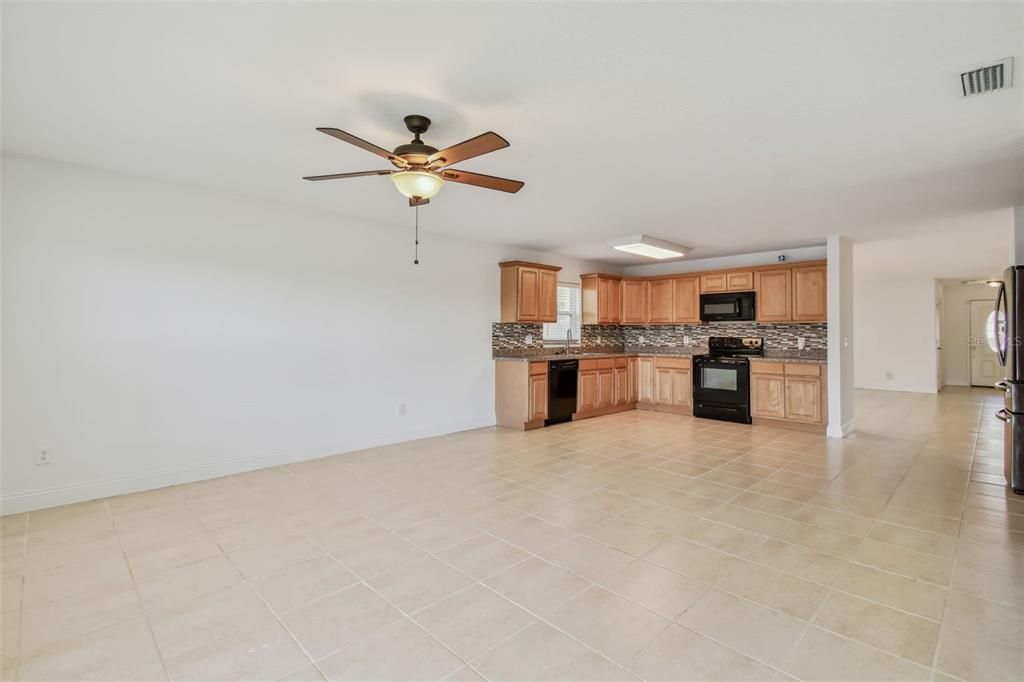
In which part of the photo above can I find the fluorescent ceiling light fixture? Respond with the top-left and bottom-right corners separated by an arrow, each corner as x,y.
391,171 -> 444,200
607,235 -> 689,259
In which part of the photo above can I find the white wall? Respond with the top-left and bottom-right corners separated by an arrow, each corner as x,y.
853,277 -> 939,393
941,282 -> 999,387
1,154 -> 606,512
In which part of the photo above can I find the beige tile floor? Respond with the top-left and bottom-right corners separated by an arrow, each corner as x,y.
2,387 -> 1022,681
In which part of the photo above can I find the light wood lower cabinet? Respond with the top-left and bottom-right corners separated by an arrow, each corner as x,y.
750,373 -> 785,419
637,357 -> 691,413
784,376 -> 822,423
575,357 -> 637,420
495,360 -> 549,430
528,372 -> 548,423
749,360 -> 826,429
637,357 -> 655,404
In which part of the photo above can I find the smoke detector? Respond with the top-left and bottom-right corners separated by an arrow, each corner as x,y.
961,58 -> 1013,96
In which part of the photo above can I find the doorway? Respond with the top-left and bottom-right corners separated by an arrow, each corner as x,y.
969,298 -> 1000,387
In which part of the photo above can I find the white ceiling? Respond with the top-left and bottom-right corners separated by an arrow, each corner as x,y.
3,2 -> 1023,272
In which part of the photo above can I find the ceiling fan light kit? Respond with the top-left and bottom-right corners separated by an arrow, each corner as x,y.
391,170 -> 444,200
608,235 -> 690,260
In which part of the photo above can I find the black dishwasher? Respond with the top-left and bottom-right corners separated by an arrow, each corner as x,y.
545,359 -> 578,426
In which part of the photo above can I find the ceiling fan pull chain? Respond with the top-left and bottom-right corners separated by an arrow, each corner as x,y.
414,204 -> 420,265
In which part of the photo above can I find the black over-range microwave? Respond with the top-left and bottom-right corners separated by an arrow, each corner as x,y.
700,291 -> 755,322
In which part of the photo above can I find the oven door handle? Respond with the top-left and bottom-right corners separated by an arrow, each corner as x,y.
996,408 -> 1012,423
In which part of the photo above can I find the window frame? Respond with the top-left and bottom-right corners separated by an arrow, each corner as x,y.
543,282 -> 582,345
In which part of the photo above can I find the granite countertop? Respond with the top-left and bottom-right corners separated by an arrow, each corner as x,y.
494,348 -> 827,363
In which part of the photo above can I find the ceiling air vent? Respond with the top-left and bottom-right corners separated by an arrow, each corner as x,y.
961,58 -> 1013,96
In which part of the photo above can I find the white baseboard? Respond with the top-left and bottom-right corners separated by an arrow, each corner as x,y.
0,418 -> 493,515
827,418 -> 856,439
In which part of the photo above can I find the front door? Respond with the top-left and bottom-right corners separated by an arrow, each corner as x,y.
969,298 -> 1000,387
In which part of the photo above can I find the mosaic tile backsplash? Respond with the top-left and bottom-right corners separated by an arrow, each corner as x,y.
622,322 -> 828,350
492,321 -> 827,353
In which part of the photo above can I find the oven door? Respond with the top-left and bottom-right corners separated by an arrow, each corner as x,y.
693,358 -> 750,405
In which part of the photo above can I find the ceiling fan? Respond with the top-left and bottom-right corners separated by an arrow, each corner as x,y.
303,115 -> 524,206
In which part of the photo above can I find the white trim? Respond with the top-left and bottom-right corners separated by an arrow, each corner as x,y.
827,418 -> 857,439
0,418 -> 492,515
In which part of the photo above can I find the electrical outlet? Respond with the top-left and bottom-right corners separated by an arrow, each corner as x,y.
36,449 -> 51,466
683,335 -> 691,346
797,337 -> 806,350
525,334 -> 534,344
398,403 -> 406,417
886,371 -> 894,380
638,335 -> 646,344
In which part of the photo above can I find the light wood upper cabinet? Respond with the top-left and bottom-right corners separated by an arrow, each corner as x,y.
755,269 -> 792,322
648,279 -> 674,324
672,276 -> 700,324
792,264 -> 827,321
702,270 -> 753,293
621,280 -> 649,324
726,271 -> 754,291
582,274 -> 621,325
499,261 -> 562,323
579,259 -> 824,326
700,272 -> 727,293
539,270 -> 557,321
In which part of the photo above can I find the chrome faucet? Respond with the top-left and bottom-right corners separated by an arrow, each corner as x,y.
565,329 -> 573,352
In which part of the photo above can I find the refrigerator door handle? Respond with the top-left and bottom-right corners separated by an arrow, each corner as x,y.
995,282 -> 1008,367
996,380 -> 1011,391
997,408 -> 1011,423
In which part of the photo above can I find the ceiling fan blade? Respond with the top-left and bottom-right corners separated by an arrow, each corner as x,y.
302,170 -> 393,181
439,169 -> 524,193
428,132 -> 509,168
409,197 -> 430,207
316,128 -> 403,165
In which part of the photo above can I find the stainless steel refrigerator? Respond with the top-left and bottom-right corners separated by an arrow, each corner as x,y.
994,266 -> 1024,494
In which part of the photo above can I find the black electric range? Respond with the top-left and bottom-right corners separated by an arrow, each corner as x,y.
692,336 -> 764,424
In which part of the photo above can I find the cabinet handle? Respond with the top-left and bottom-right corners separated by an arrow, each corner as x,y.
996,408 -> 1011,423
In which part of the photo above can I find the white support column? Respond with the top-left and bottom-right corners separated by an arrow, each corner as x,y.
827,235 -> 855,438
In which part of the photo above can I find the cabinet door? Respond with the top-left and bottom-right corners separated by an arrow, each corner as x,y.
597,278 -> 611,324
726,271 -> 754,291
622,280 -> 649,324
672,276 -> 700,323
528,374 -> 548,422
648,279 -> 674,324
637,358 -> 655,403
655,367 -> 674,404
784,377 -> 822,423
609,279 -> 621,324
792,265 -> 827,321
671,369 -> 691,406
614,367 -> 628,405
627,358 -> 638,402
701,273 -> 727,293
578,371 -> 598,412
517,268 -> 539,320
755,269 -> 792,322
598,370 -> 615,408
538,269 -> 558,322
750,374 -> 785,419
